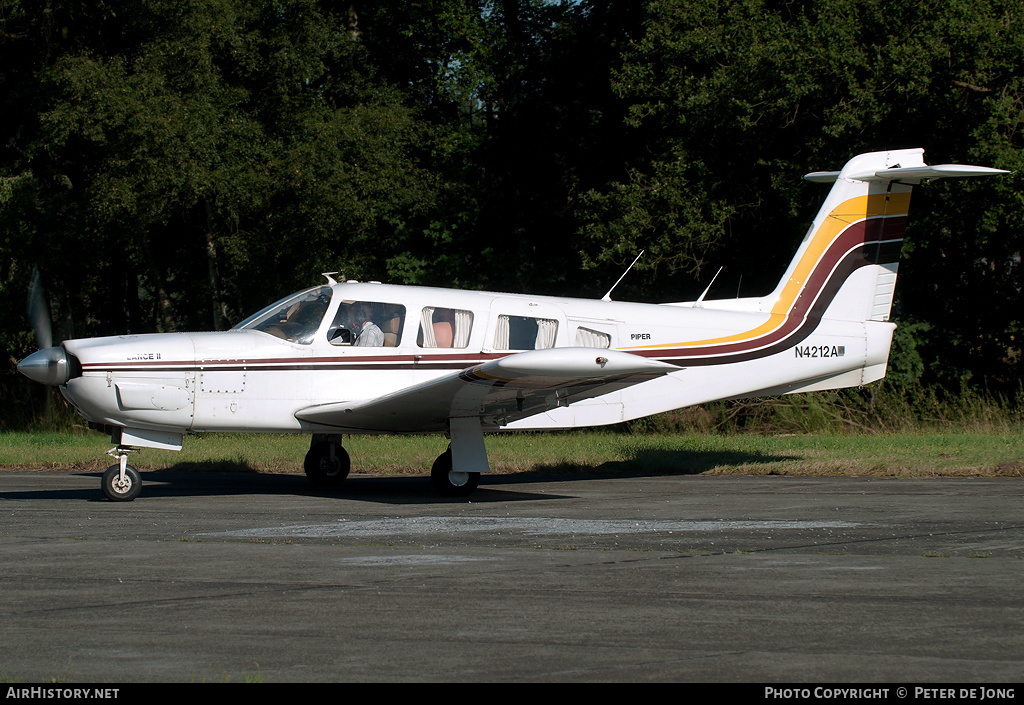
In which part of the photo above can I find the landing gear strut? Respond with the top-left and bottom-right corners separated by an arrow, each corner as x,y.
431,446 -> 480,497
304,435 -> 350,487
429,417 -> 489,497
102,446 -> 142,502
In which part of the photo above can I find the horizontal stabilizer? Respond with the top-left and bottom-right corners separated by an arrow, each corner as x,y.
806,164 -> 1009,184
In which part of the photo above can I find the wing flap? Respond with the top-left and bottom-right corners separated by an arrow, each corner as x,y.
294,348 -> 677,433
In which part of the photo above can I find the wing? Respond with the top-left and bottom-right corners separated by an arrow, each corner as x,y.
294,347 -> 677,433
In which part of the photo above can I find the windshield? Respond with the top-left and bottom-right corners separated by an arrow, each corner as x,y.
232,286 -> 333,344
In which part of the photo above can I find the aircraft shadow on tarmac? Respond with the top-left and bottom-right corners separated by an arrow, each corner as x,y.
528,447 -> 796,478
0,448 -> 795,504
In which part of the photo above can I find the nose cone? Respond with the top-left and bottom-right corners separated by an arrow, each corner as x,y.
17,347 -> 72,386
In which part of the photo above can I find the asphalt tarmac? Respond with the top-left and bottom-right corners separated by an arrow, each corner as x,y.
1,469 -> 1022,683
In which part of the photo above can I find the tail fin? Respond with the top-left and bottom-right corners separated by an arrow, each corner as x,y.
768,148 -> 1007,324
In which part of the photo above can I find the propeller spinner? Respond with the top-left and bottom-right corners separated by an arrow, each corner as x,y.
17,346 -> 74,386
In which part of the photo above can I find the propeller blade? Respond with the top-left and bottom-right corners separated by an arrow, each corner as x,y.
27,267 -> 52,350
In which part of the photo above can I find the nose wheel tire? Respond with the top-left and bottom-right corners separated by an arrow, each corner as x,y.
430,447 -> 480,497
101,464 -> 142,502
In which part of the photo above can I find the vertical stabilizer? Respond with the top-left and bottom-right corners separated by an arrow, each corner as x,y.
768,149 -> 1007,324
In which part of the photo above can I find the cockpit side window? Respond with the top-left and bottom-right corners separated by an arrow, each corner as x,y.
417,307 -> 473,348
232,286 -> 332,345
328,301 -> 406,347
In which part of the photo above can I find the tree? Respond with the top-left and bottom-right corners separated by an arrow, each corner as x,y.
2,0 -> 1021,428
575,0 -> 1024,393
6,0 -> 446,335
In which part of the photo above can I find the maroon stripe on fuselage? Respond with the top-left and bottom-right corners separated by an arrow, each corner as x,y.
631,214 -> 906,366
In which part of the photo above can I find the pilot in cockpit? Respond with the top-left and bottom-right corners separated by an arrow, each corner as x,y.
352,302 -> 384,347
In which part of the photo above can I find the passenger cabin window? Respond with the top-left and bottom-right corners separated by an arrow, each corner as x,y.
418,307 -> 473,348
494,315 -> 558,350
575,327 -> 611,349
328,301 -> 406,347
233,286 -> 332,345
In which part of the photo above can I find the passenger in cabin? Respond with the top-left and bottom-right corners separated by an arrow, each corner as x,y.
418,306 -> 473,348
432,308 -> 455,347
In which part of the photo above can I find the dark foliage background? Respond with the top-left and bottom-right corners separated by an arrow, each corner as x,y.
3,0 -> 1022,429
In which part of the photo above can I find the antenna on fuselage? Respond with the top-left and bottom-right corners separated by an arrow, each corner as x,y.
601,251 -> 644,302
692,266 -> 723,308
322,272 -> 340,285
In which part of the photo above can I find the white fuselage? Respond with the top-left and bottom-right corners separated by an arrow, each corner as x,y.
57,280 -> 894,444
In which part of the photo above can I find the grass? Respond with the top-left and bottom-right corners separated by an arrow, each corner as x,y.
1,428 -> 1022,478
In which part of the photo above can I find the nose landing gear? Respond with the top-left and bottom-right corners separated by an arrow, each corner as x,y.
102,447 -> 142,502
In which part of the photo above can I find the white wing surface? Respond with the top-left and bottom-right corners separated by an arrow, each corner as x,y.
294,348 -> 677,433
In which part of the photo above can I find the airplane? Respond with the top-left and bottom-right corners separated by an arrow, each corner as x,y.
17,148 -> 1008,501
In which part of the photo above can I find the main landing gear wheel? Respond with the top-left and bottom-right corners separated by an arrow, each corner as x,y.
431,447 -> 480,497
304,441 -> 351,487
101,463 -> 141,502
